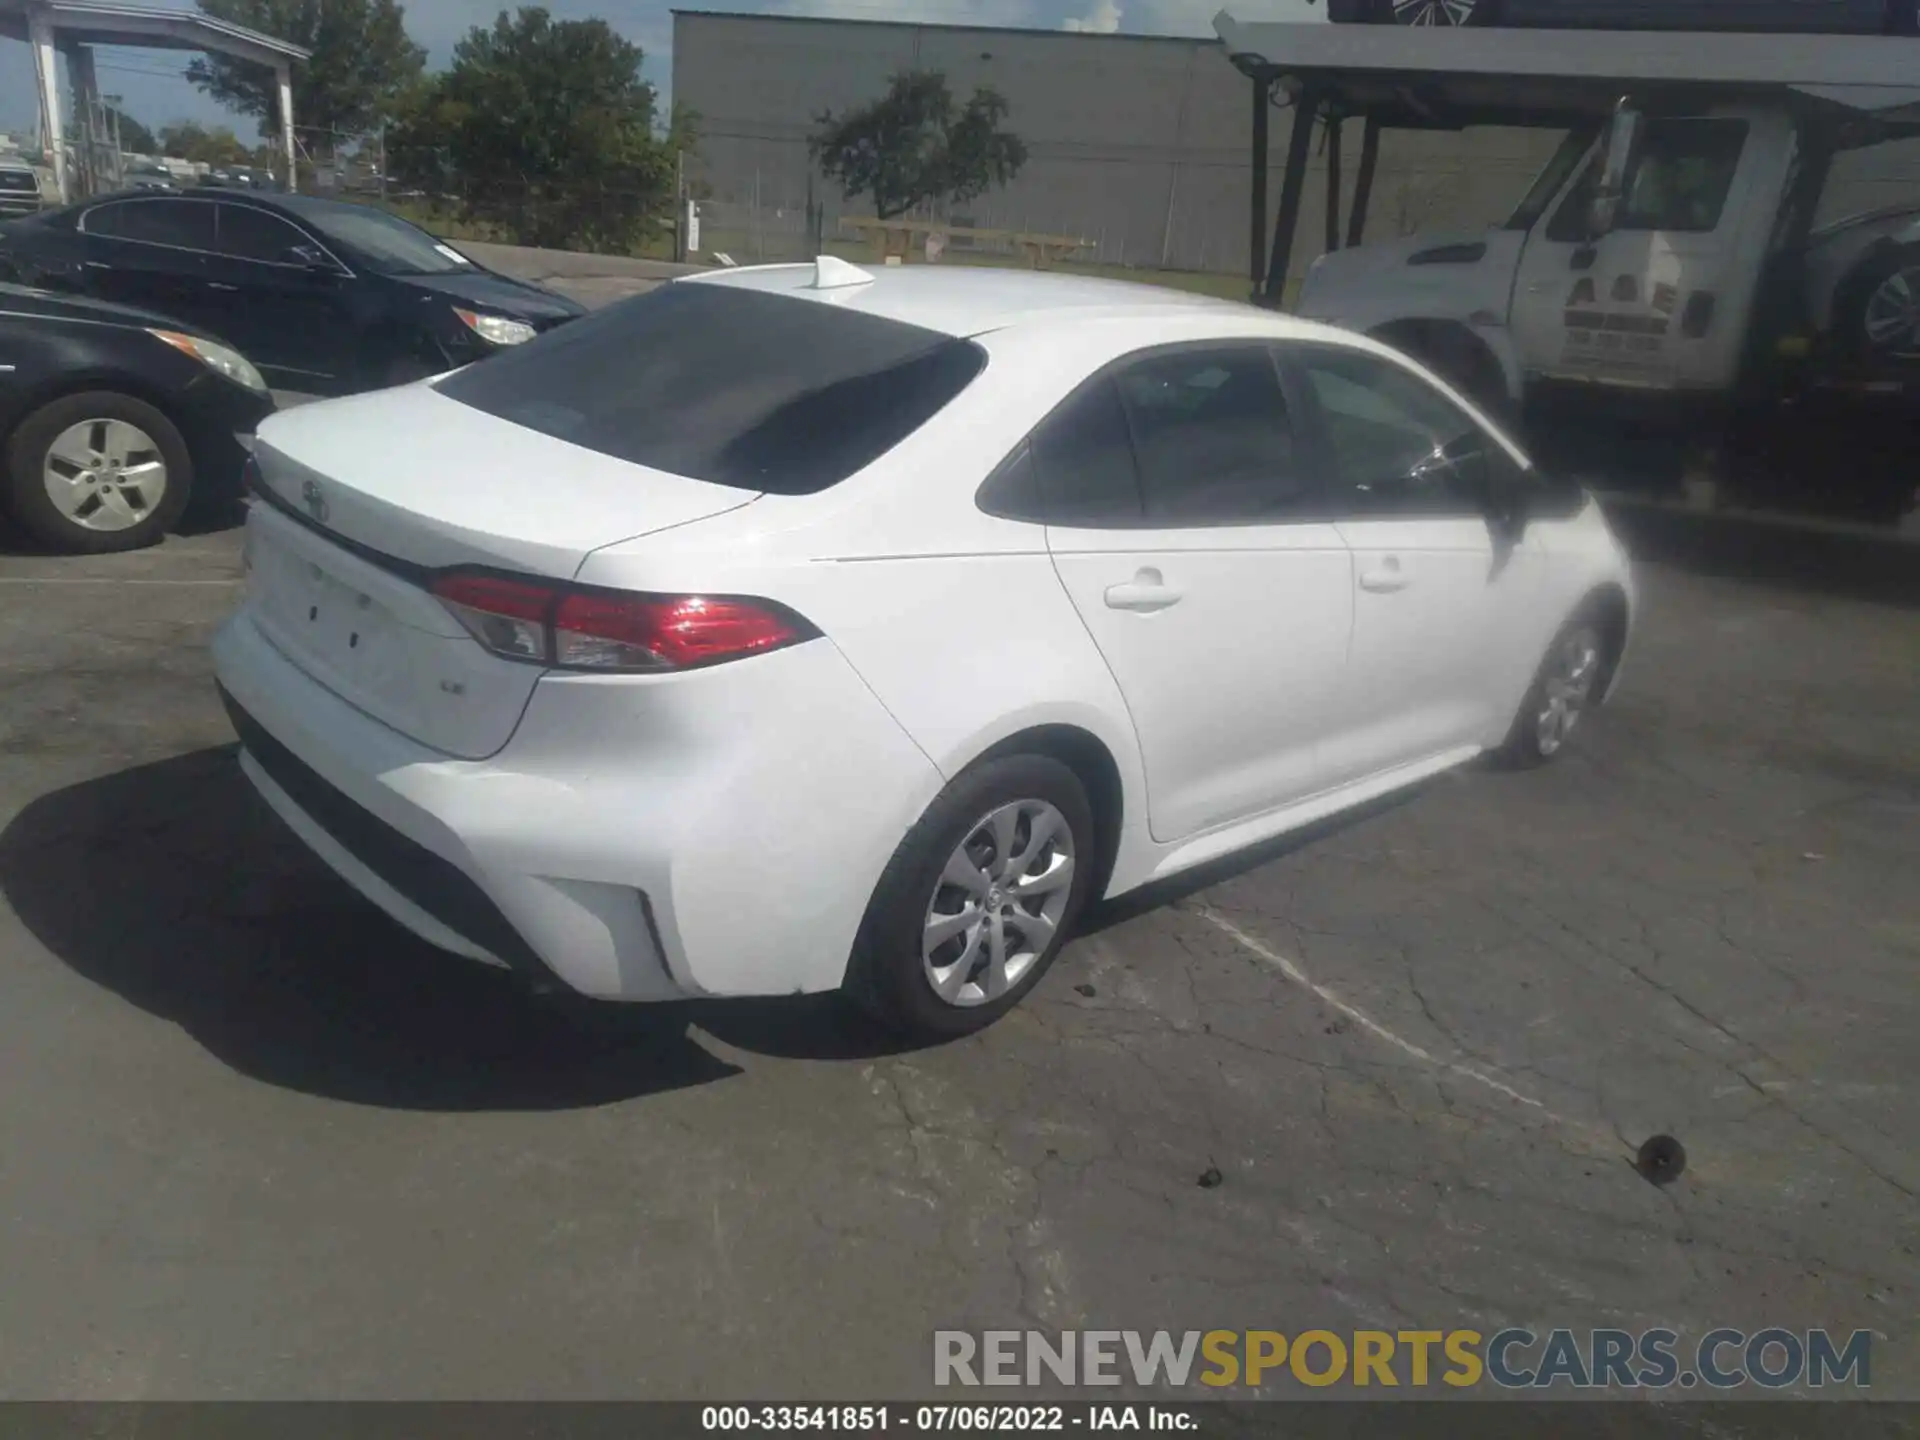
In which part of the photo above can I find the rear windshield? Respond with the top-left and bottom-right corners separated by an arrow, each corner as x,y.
434,282 -> 987,494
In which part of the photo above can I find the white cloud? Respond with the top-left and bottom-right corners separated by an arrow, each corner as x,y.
1062,0 -> 1122,32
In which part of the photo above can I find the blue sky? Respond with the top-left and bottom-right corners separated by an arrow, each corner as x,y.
2,0 -> 1320,145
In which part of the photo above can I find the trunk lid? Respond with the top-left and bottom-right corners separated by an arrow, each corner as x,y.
243,383 -> 758,758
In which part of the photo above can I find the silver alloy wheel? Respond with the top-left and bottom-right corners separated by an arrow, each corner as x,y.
1863,265 -> 1920,354
1535,625 -> 1601,757
41,418 -> 168,533
1391,0 -> 1480,23
922,798 -> 1076,1008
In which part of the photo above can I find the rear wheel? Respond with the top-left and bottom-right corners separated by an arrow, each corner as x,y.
3,391 -> 192,553
847,755 -> 1094,1039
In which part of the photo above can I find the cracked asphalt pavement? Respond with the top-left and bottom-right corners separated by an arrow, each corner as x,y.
0,522 -> 1913,1403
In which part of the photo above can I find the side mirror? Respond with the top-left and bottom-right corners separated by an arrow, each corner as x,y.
285,243 -> 336,274
1434,437 -> 1530,534
1588,100 -> 1641,239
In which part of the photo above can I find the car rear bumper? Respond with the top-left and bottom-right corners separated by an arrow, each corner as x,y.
211,607 -> 943,1001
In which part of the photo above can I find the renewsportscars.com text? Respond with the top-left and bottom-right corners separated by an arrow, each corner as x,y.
933,1328 -> 1871,1391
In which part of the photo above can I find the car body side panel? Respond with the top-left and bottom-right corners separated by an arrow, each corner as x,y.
0,290 -> 273,497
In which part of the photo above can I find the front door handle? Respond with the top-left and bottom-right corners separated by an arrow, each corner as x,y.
1104,568 -> 1183,613
207,281 -> 240,292
1358,557 -> 1411,594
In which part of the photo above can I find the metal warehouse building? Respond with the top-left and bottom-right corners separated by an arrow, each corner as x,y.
671,8 -> 1920,285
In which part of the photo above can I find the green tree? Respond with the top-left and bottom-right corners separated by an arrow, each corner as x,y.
810,71 -> 1026,221
389,7 -> 670,251
158,120 -> 252,165
105,106 -> 156,154
186,0 -> 426,137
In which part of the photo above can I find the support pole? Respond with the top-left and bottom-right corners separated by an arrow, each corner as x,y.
1249,71 -> 1269,295
276,62 -> 296,193
1324,114 -> 1342,255
29,5 -> 66,204
1348,113 -> 1381,249
64,42 -> 99,198
1263,88 -> 1319,308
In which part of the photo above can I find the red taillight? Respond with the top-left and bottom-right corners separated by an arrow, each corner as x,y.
429,572 -> 813,672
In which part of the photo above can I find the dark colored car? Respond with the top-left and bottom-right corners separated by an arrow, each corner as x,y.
0,281 -> 275,552
122,161 -> 180,193
0,190 -> 586,395
1323,0 -> 1916,30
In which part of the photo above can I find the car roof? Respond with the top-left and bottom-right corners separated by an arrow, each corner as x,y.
678,260 -> 1335,341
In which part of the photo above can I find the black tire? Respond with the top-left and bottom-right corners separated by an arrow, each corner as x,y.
1495,606 -> 1611,769
3,390 -> 192,554
1833,244 -> 1920,362
846,754 -> 1096,1039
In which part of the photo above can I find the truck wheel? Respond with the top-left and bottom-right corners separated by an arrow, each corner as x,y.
1836,244 -> 1920,360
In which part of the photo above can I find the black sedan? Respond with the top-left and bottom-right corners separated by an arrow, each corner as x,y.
1323,0 -> 1916,29
0,190 -> 586,396
0,281 -> 274,553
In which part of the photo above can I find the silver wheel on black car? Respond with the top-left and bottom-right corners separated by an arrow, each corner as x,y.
3,390 -> 193,554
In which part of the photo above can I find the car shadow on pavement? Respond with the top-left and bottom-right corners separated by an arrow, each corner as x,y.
0,746 -> 918,1111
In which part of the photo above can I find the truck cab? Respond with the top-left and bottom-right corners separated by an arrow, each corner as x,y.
1296,99 -> 1920,408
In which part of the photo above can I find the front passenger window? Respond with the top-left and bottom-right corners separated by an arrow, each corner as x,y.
215,204 -> 311,264
1298,347 -> 1510,516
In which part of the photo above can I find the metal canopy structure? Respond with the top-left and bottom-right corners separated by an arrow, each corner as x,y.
1213,12 -> 1920,306
0,0 -> 310,202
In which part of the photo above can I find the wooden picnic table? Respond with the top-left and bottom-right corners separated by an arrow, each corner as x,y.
838,216 -> 1095,268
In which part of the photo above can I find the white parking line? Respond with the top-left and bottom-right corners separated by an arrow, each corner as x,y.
1188,902 -> 1557,1116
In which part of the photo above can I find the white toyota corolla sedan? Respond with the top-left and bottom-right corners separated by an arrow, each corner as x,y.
212,258 -> 1634,1037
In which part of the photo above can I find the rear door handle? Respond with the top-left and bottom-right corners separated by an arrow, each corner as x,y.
1358,558 -> 1410,594
1104,568 -> 1183,613
208,282 -> 240,292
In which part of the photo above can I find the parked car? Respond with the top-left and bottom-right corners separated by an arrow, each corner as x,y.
0,160 -> 52,220
1321,0 -> 1916,30
0,281 -> 274,552
212,261 -> 1635,1038
0,190 -> 585,394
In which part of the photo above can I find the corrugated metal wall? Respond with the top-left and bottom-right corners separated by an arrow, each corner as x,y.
671,10 -> 1920,280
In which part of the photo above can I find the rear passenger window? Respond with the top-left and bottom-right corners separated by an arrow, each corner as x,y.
1028,377 -> 1143,525
1114,348 -> 1307,523
83,198 -> 215,251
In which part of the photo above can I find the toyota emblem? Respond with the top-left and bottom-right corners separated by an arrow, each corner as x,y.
300,478 -> 329,523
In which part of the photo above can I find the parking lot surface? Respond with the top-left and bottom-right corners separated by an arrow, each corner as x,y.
0,514 -> 1913,1401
